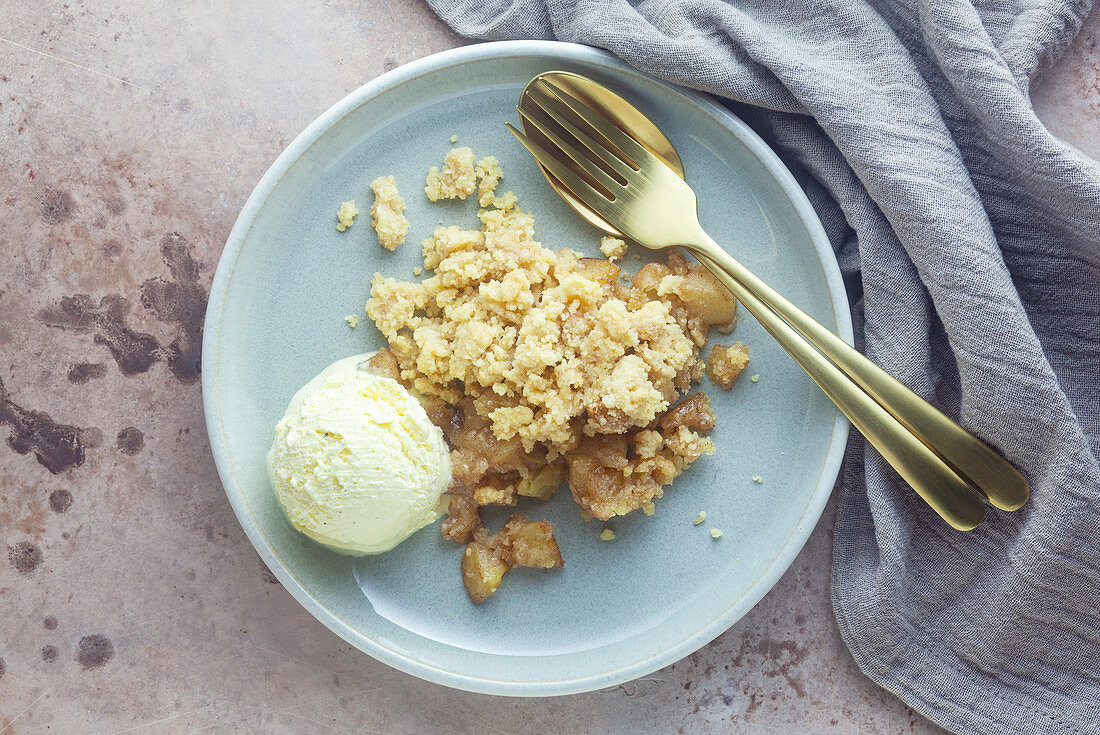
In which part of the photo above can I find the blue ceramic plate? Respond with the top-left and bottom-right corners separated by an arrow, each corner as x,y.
202,41 -> 852,696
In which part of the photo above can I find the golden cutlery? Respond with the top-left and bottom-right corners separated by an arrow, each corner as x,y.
507,72 -> 1029,530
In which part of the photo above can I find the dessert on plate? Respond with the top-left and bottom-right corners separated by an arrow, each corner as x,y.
269,146 -> 750,602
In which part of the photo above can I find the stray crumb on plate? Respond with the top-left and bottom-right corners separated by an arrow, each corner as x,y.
450,134 -> 459,143
344,314 -> 359,328
600,528 -> 616,541
693,511 -> 707,525
413,266 -> 422,276
750,374 -> 760,383
425,147 -> 476,201
600,236 -> 627,261
710,528 -> 723,539
336,200 -> 358,232
707,342 -> 749,389
752,475 -> 763,484
370,176 -> 409,251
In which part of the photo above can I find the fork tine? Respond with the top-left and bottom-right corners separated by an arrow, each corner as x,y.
532,78 -> 652,169
525,80 -> 638,172
504,123 -> 616,213
520,90 -> 635,182
516,107 -> 625,193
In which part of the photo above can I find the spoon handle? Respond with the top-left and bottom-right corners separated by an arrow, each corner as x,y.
681,243 -> 989,528
690,234 -> 1028,514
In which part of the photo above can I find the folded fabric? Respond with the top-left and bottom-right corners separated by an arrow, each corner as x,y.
424,0 -> 1100,732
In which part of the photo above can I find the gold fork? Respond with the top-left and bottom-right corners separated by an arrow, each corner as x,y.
506,75 -> 1029,530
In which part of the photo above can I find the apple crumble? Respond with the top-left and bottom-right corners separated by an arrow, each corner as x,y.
366,150 -> 743,602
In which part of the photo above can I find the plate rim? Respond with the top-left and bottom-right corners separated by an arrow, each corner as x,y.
201,39 -> 853,697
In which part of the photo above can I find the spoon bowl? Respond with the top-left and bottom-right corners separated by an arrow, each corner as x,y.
520,71 -> 684,236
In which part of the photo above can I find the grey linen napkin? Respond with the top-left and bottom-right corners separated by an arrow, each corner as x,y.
424,0 -> 1100,732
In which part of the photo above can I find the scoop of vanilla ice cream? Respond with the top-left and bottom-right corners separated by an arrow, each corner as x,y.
267,353 -> 451,555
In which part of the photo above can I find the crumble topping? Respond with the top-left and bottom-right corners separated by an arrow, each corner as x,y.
369,175 -> 409,251
425,146 -> 477,201
336,200 -> 358,231
600,236 -> 628,261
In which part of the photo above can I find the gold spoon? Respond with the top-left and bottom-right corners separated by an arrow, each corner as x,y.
508,71 -> 1029,530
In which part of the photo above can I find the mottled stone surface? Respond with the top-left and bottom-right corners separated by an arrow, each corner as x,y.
0,1 -> 1096,732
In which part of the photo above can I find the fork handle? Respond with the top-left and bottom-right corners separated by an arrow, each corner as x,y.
683,240 -> 988,529
690,234 -> 1028,513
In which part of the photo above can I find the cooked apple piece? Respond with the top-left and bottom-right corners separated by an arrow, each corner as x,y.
577,257 -> 621,285
364,348 -> 401,382
674,259 -> 737,330
630,261 -> 670,294
565,434 -> 632,520
707,342 -> 749,389
503,515 -> 564,569
452,400 -> 528,478
629,253 -> 737,344
461,540 -> 510,603
660,392 -> 716,432
441,487 -> 481,544
420,395 -> 463,441
472,477 -> 519,506
516,462 -> 565,501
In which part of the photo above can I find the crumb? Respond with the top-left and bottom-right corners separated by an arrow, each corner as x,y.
710,528 -> 723,539
600,236 -> 627,261
425,146 -> 476,201
633,253 -> 641,260
345,314 -> 359,328
369,176 -> 409,251
336,200 -> 358,231
752,475 -> 763,484
413,266 -> 422,276
474,155 -> 515,210
693,511 -> 706,525
599,529 -> 616,541
707,342 -> 749,389
750,374 -> 760,383
450,134 -> 459,143
475,156 -> 502,206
